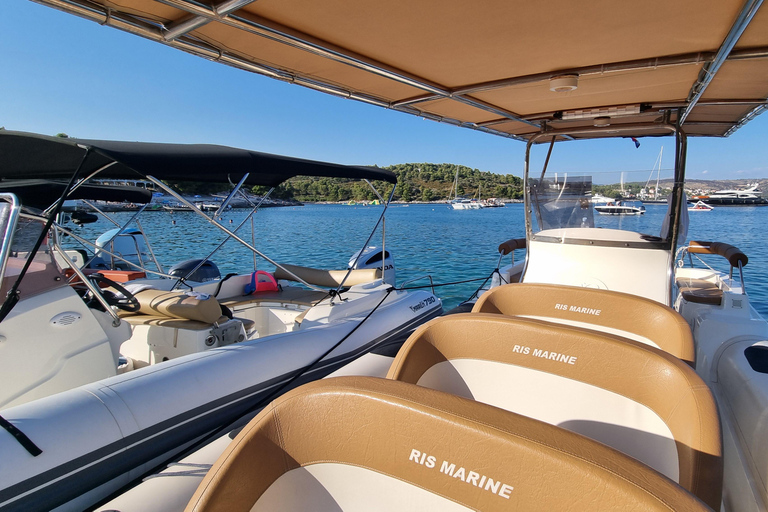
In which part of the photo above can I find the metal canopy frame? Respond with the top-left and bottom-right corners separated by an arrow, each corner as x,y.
33,0 -> 768,141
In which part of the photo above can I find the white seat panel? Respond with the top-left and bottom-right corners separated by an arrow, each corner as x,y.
417,359 -> 679,481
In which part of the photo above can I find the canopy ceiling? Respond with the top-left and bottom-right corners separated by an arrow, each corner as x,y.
32,0 -> 768,141
0,131 -> 396,185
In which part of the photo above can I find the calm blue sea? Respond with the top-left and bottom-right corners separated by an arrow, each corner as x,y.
65,203 -> 768,317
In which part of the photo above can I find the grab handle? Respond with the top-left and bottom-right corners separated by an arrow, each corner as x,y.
688,241 -> 748,268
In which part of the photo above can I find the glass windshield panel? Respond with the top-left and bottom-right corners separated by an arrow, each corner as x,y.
530,175 -> 594,231
528,140 -> 678,241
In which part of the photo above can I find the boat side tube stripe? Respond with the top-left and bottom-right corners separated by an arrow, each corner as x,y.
0,304 -> 440,512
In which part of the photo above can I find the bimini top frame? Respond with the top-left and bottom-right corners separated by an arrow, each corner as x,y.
0,131 -> 398,297
28,0 -> 768,141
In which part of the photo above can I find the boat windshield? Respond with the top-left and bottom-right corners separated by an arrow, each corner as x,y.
529,175 -> 595,231
526,137 -> 682,248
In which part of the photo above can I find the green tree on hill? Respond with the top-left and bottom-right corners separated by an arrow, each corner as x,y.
178,163 -> 523,202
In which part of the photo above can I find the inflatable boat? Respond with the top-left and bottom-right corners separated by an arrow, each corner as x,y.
0,133 -> 441,511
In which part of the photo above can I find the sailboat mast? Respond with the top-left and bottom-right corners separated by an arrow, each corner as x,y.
655,147 -> 663,200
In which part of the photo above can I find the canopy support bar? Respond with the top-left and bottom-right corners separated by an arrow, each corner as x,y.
146,176 -> 326,292
681,0 -> 765,124
163,0 -> 258,41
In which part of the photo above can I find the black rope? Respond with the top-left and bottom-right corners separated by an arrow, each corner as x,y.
0,414 -> 42,457
465,268 -> 507,303
395,275 -> 491,291
212,273 -> 238,297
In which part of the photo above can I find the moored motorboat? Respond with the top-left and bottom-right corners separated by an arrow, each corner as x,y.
688,200 -> 714,211
594,201 -> 645,215
696,183 -> 768,206
0,132 -> 441,511
590,193 -> 612,204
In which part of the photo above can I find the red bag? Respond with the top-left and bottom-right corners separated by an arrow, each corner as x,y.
244,270 -> 279,294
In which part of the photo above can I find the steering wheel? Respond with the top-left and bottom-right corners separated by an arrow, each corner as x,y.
85,274 -> 141,312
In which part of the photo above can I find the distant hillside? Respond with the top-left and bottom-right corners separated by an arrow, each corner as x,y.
173,168 -> 765,203
257,163 -> 523,202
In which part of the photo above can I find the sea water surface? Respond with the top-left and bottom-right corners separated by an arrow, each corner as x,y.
66,203 -> 768,317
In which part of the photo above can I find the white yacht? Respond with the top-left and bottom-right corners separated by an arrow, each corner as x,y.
700,183 -> 768,205
4,1 -> 768,511
589,193 -> 612,204
448,168 -> 481,209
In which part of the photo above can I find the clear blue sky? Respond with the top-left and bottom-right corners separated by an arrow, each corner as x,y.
2,0 -> 767,184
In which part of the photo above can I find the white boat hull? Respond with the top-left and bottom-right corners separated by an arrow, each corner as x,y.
0,289 -> 440,512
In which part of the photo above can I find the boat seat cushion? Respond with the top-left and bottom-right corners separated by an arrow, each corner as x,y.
676,278 -> 723,306
472,282 -> 695,364
274,263 -> 380,288
133,289 -> 223,324
387,314 -> 722,509
185,377 -> 710,512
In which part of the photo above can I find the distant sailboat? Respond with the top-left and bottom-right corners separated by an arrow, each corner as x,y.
642,148 -> 667,204
449,167 -> 481,209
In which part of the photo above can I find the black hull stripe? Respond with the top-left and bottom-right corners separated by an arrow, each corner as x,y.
0,305 -> 441,512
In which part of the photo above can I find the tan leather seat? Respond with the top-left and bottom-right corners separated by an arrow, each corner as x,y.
274,263 -> 381,288
124,289 -> 256,334
387,314 -> 722,509
133,289 -> 224,323
186,377 -> 710,512
472,282 -> 695,364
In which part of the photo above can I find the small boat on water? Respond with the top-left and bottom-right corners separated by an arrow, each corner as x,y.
449,198 -> 481,209
7,0 -> 768,511
594,201 -> 645,215
448,168 -> 481,209
480,197 -> 505,208
688,200 -> 714,211
590,193 -> 612,204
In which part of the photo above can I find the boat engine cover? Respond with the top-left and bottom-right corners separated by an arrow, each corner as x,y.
349,246 -> 395,285
169,259 -> 221,282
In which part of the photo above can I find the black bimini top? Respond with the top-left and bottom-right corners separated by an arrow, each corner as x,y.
0,180 -> 153,210
0,131 -> 396,187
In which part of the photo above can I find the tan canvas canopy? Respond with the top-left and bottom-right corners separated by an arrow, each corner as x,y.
35,0 -> 767,141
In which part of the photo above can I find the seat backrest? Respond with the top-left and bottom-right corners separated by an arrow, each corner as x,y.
472,282 -> 695,364
186,377 -> 710,512
133,288 -> 224,324
274,263 -> 380,288
387,314 -> 722,509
